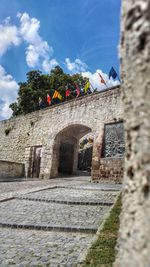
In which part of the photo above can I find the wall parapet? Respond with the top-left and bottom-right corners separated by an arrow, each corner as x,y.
0,85 -> 121,124
0,84 -> 123,180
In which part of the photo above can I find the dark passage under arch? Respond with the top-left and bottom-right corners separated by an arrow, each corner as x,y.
50,124 -> 92,178
58,142 -> 74,174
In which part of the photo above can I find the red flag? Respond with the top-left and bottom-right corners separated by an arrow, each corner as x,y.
66,88 -> 71,97
47,94 -> 51,105
75,83 -> 80,97
98,73 -> 107,85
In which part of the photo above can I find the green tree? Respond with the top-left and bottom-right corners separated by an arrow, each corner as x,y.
9,66 -> 89,117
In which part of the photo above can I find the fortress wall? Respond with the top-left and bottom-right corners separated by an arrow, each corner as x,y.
0,86 -> 123,179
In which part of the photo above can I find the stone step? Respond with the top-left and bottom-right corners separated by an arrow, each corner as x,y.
0,222 -> 97,233
0,199 -> 111,232
18,187 -> 118,205
59,185 -> 121,191
16,195 -> 114,206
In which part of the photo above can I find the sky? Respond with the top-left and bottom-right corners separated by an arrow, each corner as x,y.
0,0 -> 121,120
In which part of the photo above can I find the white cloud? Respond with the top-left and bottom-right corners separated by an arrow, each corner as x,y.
65,58 -> 88,73
26,44 -> 40,67
82,69 -> 120,91
64,58 -> 119,90
0,13 -> 55,72
42,58 -> 59,72
0,65 -> 18,119
25,42 -> 51,68
0,13 -> 120,121
0,19 -> 21,56
18,12 -> 40,43
18,12 -> 53,70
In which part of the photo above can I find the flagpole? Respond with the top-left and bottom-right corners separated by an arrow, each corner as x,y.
118,76 -> 121,83
114,72 -> 121,84
114,70 -> 121,83
98,73 -> 109,89
104,81 -> 109,89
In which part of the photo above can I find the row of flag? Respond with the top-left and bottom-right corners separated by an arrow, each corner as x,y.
39,67 -> 120,107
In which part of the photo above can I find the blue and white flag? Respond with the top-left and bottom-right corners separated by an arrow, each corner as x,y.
109,67 -> 118,79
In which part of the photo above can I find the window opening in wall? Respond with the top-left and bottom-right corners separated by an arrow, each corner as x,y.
102,122 -> 125,158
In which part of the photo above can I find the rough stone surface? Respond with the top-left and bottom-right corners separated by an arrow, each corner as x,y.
0,176 -> 120,266
17,187 -> 118,204
0,87 -> 123,181
115,0 -> 150,266
0,228 -> 93,267
0,160 -> 24,179
0,199 -> 110,230
92,158 -> 124,182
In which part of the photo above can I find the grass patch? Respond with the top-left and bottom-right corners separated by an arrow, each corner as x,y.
81,195 -> 122,267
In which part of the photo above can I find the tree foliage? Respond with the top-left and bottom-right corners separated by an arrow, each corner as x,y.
10,66 -> 89,117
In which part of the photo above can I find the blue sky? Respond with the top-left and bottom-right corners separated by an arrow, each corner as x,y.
0,0 -> 121,120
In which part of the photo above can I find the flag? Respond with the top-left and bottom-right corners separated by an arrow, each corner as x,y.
47,94 -> 51,105
66,88 -> 71,97
83,138 -> 88,145
39,97 -> 43,108
75,83 -> 80,97
39,97 -> 45,109
39,97 -> 42,106
52,90 -> 62,100
98,73 -> 107,85
109,67 -> 118,79
84,81 -> 90,93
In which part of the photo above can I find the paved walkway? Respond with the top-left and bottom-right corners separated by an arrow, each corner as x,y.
0,176 -> 121,267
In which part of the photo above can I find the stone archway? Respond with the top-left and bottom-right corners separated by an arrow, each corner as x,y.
50,124 -> 92,178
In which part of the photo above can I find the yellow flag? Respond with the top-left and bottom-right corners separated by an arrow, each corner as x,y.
84,82 -> 90,93
52,90 -> 62,100
58,93 -> 62,100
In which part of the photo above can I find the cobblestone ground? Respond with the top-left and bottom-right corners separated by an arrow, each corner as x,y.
0,176 -> 121,266
0,228 -> 93,267
18,188 -> 118,204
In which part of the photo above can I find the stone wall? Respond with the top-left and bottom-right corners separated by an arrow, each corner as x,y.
0,160 -> 24,179
92,158 -> 124,182
115,0 -> 150,266
92,121 -> 125,182
0,86 -> 124,180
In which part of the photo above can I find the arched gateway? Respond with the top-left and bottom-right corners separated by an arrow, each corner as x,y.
50,124 -> 92,178
0,86 -> 124,181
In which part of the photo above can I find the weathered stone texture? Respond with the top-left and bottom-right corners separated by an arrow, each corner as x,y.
0,87 -> 123,180
0,160 -> 24,179
115,0 -> 150,266
0,177 -> 120,267
92,158 -> 124,182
